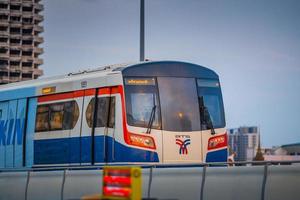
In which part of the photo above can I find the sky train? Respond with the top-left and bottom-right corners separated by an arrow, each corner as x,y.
0,61 -> 228,168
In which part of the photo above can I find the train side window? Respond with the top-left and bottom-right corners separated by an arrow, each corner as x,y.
86,97 -> 115,128
35,101 -> 79,132
72,101 -> 80,128
0,109 -> 2,119
49,103 -> 64,130
63,101 -> 79,130
96,97 -> 109,127
108,97 -> 115,128
35,105 -> 50,132
86,98 -> 95,128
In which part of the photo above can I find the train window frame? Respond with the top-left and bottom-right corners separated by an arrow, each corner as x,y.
86,98 -> 95,128
35,105 -> 50,132
157,77 -> 200,132
86,96 -> 116,129
108,96 -> 115,128
35,100 -> 79,132
196,78 -> 226,130
124,77 -> 162,130
49,103 -> 64,131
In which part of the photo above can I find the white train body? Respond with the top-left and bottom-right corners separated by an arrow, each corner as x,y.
0,61 -> 228,168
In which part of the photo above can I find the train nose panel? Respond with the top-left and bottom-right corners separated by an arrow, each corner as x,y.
162,131 -> 202,163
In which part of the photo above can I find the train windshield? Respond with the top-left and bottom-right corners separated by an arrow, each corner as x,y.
124,77 -> 225,131
197,79 -> 225,129
124,77 -> 161,129
157,77 -> 200,132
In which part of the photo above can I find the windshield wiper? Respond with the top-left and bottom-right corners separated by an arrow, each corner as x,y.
146,95 -> 156,134
199,97 -> 216,135
146,105 -> 156,134
204,106 -> 216,135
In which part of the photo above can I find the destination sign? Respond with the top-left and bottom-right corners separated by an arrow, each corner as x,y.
125,78 -> 156,85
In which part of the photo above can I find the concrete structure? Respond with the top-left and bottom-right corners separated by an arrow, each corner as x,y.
0,0 -> 43,85
228,126 -> 259,161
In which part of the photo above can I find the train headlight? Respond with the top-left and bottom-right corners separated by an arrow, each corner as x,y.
128,133 -> 156,149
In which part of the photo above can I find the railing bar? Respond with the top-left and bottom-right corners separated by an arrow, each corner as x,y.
0,160 -> 300,173
261,164 -> 268,200
147,167 -> 153,199
25,171 -> 30,200
61,170 -> 67,200
200,165 -> 207,200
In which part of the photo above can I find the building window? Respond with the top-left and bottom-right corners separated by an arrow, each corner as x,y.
10,5 -> 21,11
22,6 -> 33,12
35,101 -> 79,132
0,26 -> 7,31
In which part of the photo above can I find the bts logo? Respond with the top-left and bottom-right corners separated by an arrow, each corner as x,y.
176,137 -> 191,155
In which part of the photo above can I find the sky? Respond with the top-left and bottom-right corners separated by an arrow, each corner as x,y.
41,0 -> 300,147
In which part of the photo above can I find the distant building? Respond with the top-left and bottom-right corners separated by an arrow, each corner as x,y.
228,126 -> 259,161
0,0 -> 44,85
263,143 -> 300,161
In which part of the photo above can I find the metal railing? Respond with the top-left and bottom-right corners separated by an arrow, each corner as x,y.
0,161 -> 299,200
1,160 -> 300,172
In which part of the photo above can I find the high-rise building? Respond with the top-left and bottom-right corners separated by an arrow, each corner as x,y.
0,0 -> 43,85
228,126 -> 259,161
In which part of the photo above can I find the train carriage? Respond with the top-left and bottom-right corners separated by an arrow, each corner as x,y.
0,61 -> 228,168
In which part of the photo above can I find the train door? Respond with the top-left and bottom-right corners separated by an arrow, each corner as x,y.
103,86 -> 118,163
80,88 -> 115,165
157,77 -> 203,163
25,98 -> 37,167
0,99 -> 28,168
69,92 -> 84,165
14,98 -> 27,168
80,89 -> 96,164
0,101 -> 9,168
5,100 -> 18,168
94,88 -> 115,164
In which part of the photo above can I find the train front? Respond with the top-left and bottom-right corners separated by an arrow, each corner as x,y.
120,61 -> 227,164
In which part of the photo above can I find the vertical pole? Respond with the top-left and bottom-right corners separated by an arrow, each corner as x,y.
61,170 -> 67,200
200,165 -> 207,200
140,0 -> 145,61
261,164 -> 268,200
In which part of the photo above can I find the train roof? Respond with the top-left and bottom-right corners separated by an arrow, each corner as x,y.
0,62 -> 131,92
0,61 -> 218,99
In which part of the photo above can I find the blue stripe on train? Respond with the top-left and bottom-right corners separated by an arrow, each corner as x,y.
205,148 -> 228,162
34,136 -> 159,165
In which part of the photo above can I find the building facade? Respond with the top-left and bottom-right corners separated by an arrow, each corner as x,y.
228,126 -> 259,161
263,143 -> 300,161
0,0 -> 43,85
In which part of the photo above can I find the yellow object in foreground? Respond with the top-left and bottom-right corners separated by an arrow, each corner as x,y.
81,166 -> 142,200
102,166 -> 142,200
